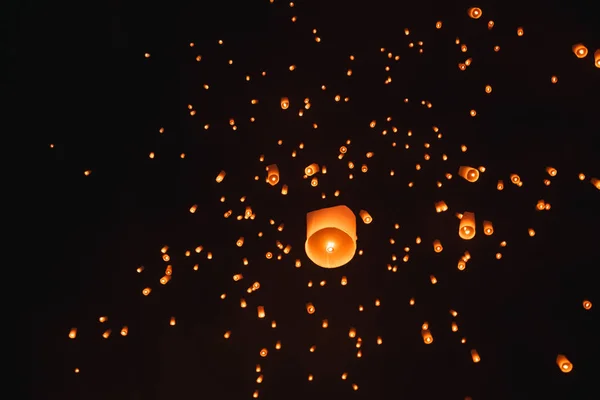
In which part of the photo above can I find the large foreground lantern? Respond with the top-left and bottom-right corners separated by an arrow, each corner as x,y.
305,205 -> 357,269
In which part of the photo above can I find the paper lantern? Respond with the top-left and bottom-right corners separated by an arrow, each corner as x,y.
483,220 -> 494,235
216,170 -> 226,183
421,329 -> 433,344
458,166 -> 480,182
305,163 -> 320,176
266,164 -> 280,186
459,212 -> 476,240
359,210 -> 373,224
280,97 -> 289,109
467,7 -> 482,19
305,205 -> 357,269
556,354 -> 572,373
595,50 -> 600,68
572,43 -> 588,58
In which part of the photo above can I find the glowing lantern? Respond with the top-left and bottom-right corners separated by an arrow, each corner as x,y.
216,170 -> 226,183
281,184 -> 288,195
359,210 -> 373,224
257,306 -> 266,319
546,167 -> 557,176
459,212 -> 476,240
306,302 -> 315,314
556,354 -> 572,372
305,163 -> 320,176
120,326 -> 128,336
169,317 -> 176,326
260,348 -> 268,357
68,328 -> 77,339
434,201 -> 448,213
467,7 -> 482,19
483,221 -> 494,235
305,205 -> 357,269
595,50 -> 600,67
591,178 -> 600,189
583,300 -> 592,310
471,349 -> 481,363
421,329 -> 433,344
497,180 -> 504,190
458,166 -> 480,182
266,164 -> 280,186
433,240 -> 443,253
280,97 -> 289,109
510,174 -> 521,184
572,43 -> 588,58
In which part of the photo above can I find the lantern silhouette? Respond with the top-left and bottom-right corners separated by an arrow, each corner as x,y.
458,166 -> 480,182
459,212 -> 476,240
556,354 -> 573,373
266,164 -> 280,186
305,205 -> 357,269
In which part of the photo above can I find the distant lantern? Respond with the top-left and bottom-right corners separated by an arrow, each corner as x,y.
281,184 -> 288,195
236,237 -> 244,247
359,210 -> 373,224
471,349 -> 481,363
421,329 -> 433,344
257,306 -> 266,319
280,97 -> 289,109
458,166 -> 480,182
305,205 -> 357,269
483,220 -> 494,235
467,7 -> 482,19
591,178 -> 600,190
556,354 -> 573,373
433,240 -> 443,253
434,201 -> 448,213
497,180 -> 504,190
582,300 -> 592,310
305,163 -> 320,176
68,328 -> 77,339
266,164 -> 280,186
546,167 -> 558,176
306,302 -> 315,314
595,50 -> 600,67
572,43 -> 588,58
216,170 -> 226,183
459,212 -> 476,240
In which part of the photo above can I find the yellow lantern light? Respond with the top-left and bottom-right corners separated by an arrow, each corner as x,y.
68,328 -> 77,339
281,184 -> 288,195
305,163 -> 320,176
572,43 -> 588,58
359,210 -> 373,224
510,174 -> 521,184
421,329 -> 433,344
546,167 -> 557,176
257,306 -> 266,318
582,300 -> 592,310
459,212 -> 476,240
595,50 -> 600,68
280,97 -> 289,109
236,237 -> 244,247
483,220 -> 494,235
556,354 -> 573,373
305,205 -> 357,269
497,180 -> 504,190
266,164 -> 280,186
433,240 -> 443,253
467,7 -> 482,19
120,326 -> 128,336
591,178 -> 600,189
458,166 -> 480,182
471,349 -> 481,363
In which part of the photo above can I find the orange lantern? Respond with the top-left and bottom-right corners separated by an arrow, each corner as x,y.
421,329 -> 433,344
458,166 -> 480,182
483,220 -> 494,235
266,164 -> 280,186
433,240 -> 443,253
434,201 -> 448,213
280,97 -> 289,109
467,7 -> 482,19
556,354 -> 573,373
305,205 -> 357,269
459,212 -> 476,240
216,170 -> 226,183
471,349 -> 481,363
305,163 -> 320,176
572,43 -> 588,58
595,50 -> 600,68
359,210 -> 373,224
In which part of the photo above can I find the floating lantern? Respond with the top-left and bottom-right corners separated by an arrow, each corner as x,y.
359,210 -> 373,224
280,97 -> 289,109
467,7 -> 482,19
483,220 -> 494,235
266,164 -> 280,186
305,163 -> 320,176
305,205 -> 357,269
458,166 -> 480,182
459,212 -> 476,240
556,354 -> 573,373
572,43 -> 588,58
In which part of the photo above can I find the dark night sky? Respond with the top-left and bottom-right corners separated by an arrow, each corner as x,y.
19,0 -> 599,399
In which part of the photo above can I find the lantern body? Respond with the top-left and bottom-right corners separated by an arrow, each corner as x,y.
459,212 -> 476,240
266,164 -> 280,186
556,354 -> 573,372
305,163 -> 320,176
280,97 -> 289,109
572,44 -> 588,58
305,205 -> 357,269
458,166 -> 480,182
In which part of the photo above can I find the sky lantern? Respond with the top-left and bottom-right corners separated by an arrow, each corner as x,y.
595,49 -> 600,67
572,43 -> 588,58
266,164 -> 280,185
556,355 -> 573,372
280,97 -> 289,109
483,221 -> 494,235
216,170 -> 226,183
68,328 -> 77,339
422,329 -> 433,344
359,210 -> 373,224
458,166 -> 480,182
433,240 -> 443,253
459,212 -> 476,240
435,201 -> 448,213
305,205 -> 357,269
467,7 -> 482,19
305,163 -> 319,176
471,349 -> 481,363
546,167 -> 558,176
582,300 -> 592,310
